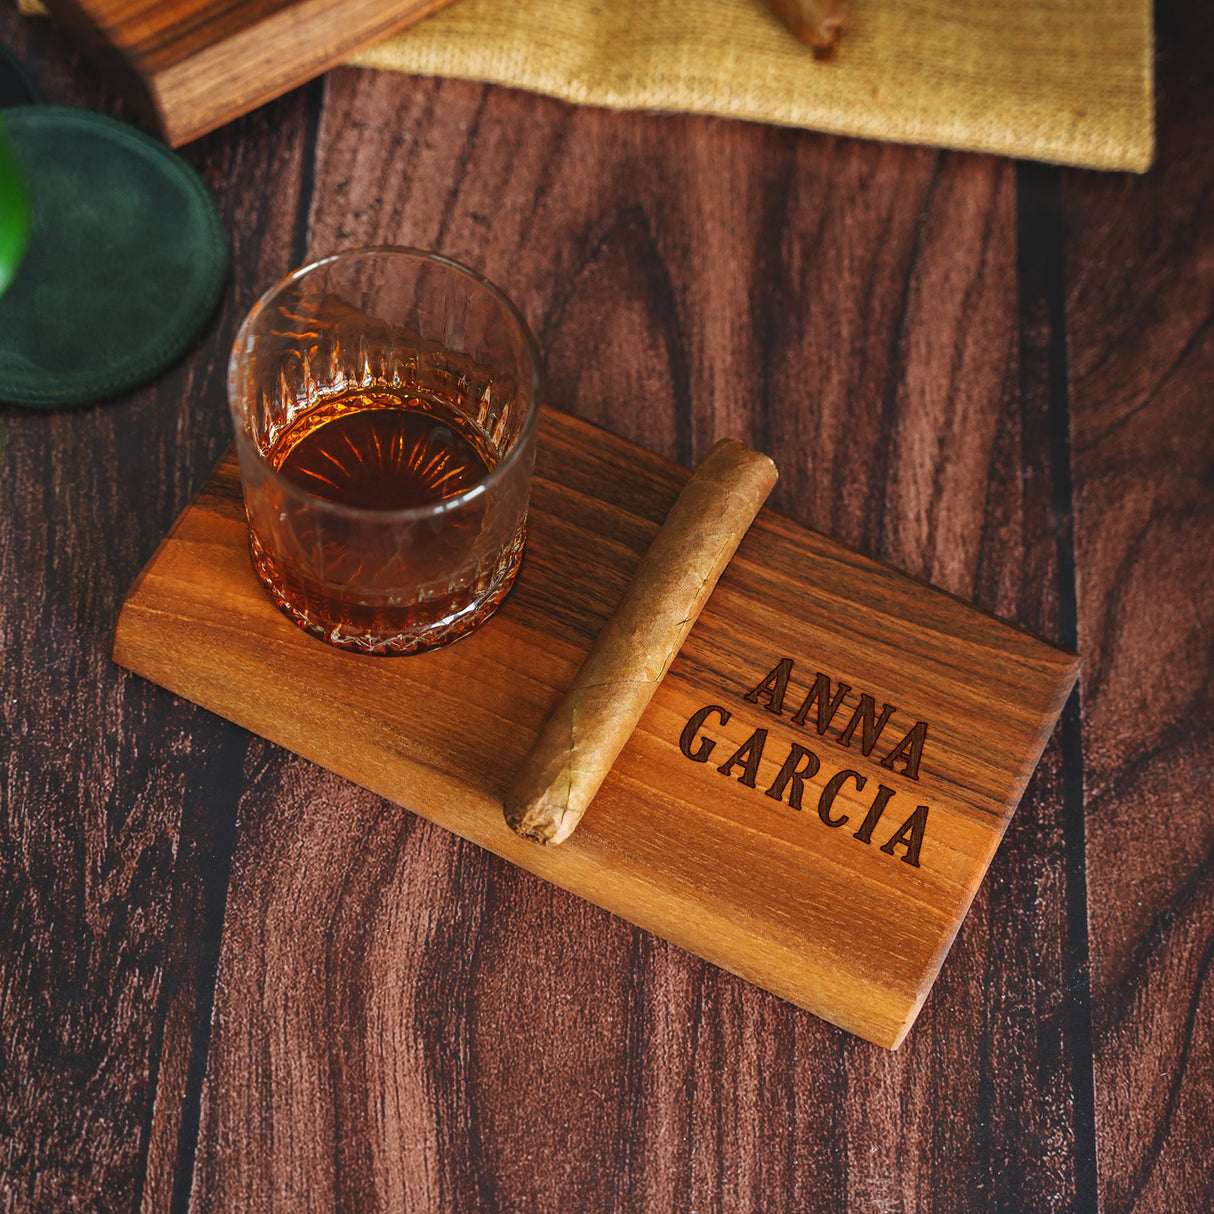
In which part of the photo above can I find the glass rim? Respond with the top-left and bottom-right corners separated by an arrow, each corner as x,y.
226,245 -> 543,523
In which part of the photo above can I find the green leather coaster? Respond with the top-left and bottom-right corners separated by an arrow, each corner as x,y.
0,107 -> 227,409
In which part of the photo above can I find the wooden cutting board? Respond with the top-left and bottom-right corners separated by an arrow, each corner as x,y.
112,407 -> 1079,1048
40,0 -> 459,145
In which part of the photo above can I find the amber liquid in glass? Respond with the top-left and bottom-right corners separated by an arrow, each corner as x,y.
270,389 -> 491,510
249,387 -> 521,653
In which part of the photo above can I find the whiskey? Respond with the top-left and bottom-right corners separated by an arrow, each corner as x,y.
246,386 -> 526,654
269,388 -> 492,510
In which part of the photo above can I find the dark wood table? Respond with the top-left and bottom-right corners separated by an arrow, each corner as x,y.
2,5 -> 1210,1211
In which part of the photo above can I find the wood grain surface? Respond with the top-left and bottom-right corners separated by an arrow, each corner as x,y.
1,0 -> 1210,1209
0,13 -> 308,1213
1062,3 -> 1214,1210
188,70 -> 1089,1211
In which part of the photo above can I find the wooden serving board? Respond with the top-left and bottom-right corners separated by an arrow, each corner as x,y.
112,408 -> 1079,1048
41,0 -> 458,145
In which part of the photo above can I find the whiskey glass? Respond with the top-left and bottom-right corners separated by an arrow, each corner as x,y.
227,247 -> 542,654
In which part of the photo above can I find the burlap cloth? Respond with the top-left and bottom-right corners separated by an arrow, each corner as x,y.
350,0 -> 1153,171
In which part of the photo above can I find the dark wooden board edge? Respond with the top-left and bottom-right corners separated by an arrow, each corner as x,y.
40,0 -> 458,143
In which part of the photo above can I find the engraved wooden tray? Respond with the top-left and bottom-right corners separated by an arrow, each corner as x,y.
112,407 -> 1079,1048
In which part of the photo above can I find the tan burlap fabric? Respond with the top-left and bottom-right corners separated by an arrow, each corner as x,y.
350,0 -> 1153,171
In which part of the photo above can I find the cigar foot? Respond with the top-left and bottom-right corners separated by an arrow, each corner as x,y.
504,802 -> 567,846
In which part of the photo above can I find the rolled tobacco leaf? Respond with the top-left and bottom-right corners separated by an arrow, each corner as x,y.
504,439 -> 778,845
761,0 -> 851,56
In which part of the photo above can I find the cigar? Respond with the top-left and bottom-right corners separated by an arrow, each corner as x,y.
504,439 -> 778,845
761,0 -> 851,56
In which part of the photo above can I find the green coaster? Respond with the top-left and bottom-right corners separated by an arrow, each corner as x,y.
0,107 -> 227,409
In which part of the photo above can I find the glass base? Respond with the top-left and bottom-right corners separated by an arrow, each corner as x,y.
248,528 -> 524,655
